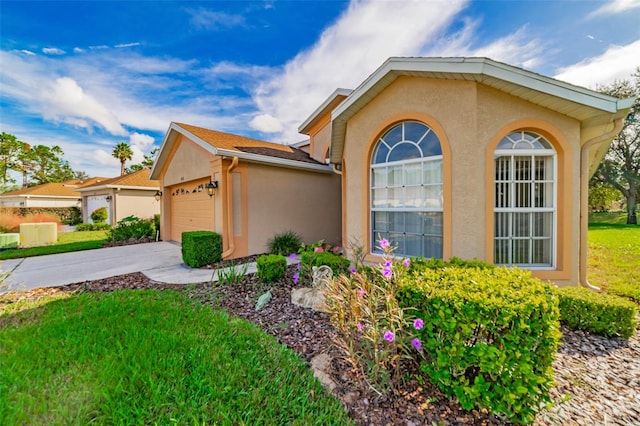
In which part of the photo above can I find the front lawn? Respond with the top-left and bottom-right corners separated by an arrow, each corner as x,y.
0,230 -> 108,260
0,290 -> 352,425
588,222 -> 640,301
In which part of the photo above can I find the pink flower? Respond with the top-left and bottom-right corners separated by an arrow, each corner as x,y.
358,288 -> 366,297
382,267 -> 392,279
411,338 -> 422,350
296,263 -> 301,270
413,318 -> 424,330
293,272 -> 300,284
314,247 -> 324,253
357,322 -> 364,332
403,258 -> 411,268
384,259 -> 392,267
350,268 -> 357,274
289,253 -> 297,260
332,246 -> 340,253
383,330 -> 395,342
379,239 -> 390,249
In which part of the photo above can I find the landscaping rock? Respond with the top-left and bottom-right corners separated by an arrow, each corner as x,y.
291,287 -> 327,312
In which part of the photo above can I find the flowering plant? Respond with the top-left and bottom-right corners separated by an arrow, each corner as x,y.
323,237 -> 423,393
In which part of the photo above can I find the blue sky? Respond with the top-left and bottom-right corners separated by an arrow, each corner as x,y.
1,0 -> 639,179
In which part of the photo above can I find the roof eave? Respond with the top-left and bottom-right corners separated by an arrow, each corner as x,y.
298,88 -> 352,135
217,149 -> 333,173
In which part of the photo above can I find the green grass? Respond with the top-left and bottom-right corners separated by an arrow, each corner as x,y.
588,211 -> 629,225
588,222 -> 640,302
0,290 -> 352,425
0,230 -> 108,260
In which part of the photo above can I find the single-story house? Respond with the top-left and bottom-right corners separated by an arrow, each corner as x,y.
0,178 -> 105,208
299,57 -> 634,287
77,168 -> 160,225
152,57 -> 634,288
149,123 -> 342,258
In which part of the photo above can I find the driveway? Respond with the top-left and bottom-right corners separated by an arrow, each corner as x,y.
0,242 -> 217,292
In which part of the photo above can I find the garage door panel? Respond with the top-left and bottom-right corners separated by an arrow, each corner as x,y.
169,178 -> 215,242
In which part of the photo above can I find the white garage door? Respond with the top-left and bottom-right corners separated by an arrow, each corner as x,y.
169,178 -> 215,242
87,195 -> 111,224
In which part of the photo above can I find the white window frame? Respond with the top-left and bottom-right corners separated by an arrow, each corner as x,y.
494,132 -> 557,269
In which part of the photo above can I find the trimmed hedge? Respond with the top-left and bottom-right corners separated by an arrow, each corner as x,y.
556,286 -> 638,338
256,254 -> 287,283
397,265 -> 560,424
181,231 -> 222,268
76,222 -> 111,231
301,251 -> 351,276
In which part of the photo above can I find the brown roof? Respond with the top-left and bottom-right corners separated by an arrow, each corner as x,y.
176,123 -> 322,165
78,168 -> 159,190
0,177 -> 107,198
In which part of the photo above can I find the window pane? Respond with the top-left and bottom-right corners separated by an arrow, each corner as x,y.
515,182 -> 531,208
382,125 -> 402,146
388,143 -> 421,162
373,143 -> 389,164
494,239 -> 509,264
495,212 -> 508,237
372,188 -> 388,208
514,156 -> 531,180
418,131 -> 442,157
423,160 -> 442,184
423,185 -> 442,209
388,165 -> 403,186
405,186 -> 422,208
423,236 -> 443,259
371,167 -> 387,188
404,122 -> 428,144
512,239 -> 530,264
404,163 -> 422,185
532,239 -> 551,264
372,211 -> 389,231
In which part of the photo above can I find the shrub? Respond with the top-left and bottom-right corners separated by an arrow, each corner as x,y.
397,265 -> 561,424
181,231 -> 222,268
324,239 -> 416,393
75,222 -> 111,231
256,254 -> 287,283
90,207 -> 108,223
556,286 -> 638,338
64,207 -> 82,225
107,217 -> 155,242
0,212 -> 61,233
217,262 -> 249,286
268,230 -> 302,255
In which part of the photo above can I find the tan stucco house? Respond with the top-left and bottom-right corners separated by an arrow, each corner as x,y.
300,57 -> 634,287
0,178 -> 105,208
152,57 -> 633,287
77,169 -> 160,225
149,123 -> 341,258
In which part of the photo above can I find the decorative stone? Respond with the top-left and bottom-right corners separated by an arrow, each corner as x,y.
312,265 -> 333,288
291,287 -> 328,312
310,353 -> 337,393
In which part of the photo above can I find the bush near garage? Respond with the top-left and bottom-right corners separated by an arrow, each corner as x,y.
106,216 -> 155,242
90,207 -> 108,223
256,254 -> 287,283
181,231 -> 223,268
397,264 -> 561,424
556,286 -> 638,338
76,222 -> 111,231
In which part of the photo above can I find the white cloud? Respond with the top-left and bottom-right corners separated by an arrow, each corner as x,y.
129,132 -> 155,150
115,42 -> 141,48
42,47 -> 65,55
89,45 -> 109,50
187,8 -> 246,30
554,39 -> 640,88
73,47 -> 85,53
588,0 -> 640,18
249,114 -> 283,133
249,0 -> 468,141
41,77 -> 127,135
16,49 -> 36,56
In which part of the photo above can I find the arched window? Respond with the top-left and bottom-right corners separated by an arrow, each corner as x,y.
371,121 -> 443,257
494,131 -> 556,267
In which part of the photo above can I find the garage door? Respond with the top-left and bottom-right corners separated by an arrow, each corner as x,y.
169,178 -> 215,242
87,195 -> 111,224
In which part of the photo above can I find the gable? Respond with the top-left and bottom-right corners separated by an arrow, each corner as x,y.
163,135 -> 216,186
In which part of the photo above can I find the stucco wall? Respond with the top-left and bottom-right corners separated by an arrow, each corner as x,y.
341,76 -> 582,284
162,135 -> 216,187
113,189 -> 160,222
246,164 -> 341,255
0,198 -> 80,208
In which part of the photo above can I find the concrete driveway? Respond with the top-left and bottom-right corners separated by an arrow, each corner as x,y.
0,242 -> 218,292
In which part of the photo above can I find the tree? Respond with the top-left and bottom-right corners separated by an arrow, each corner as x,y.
127,147 -> 158,173
112,142 -> 133,176
0,132 -> 27,185
28,145 -> 75,185
588,181 -> 620,211
594,69 -> 640,224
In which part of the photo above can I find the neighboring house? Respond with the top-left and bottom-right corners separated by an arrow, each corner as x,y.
0,178 -> 105,208
299,57 -> 634,287
149,123 -> 341,257
77,169 -> 160,225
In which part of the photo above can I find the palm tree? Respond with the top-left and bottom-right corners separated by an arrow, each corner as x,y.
112,142 -> 133,176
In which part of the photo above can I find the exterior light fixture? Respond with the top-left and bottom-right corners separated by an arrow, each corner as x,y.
154,190 -> 163,201
205,180 -> 218,197
106,195 -> 112,202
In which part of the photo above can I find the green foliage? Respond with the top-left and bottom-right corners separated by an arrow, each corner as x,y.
65,207 -> 82,225
0,230 -> 108,260
556,286 -> 638,338
90,207 -> 108,223
324,242 -> 416,393
216,262 -> 249,286
608,283 -> 640,304
76,222 -> 111,231
256,254 -> 287,283
410,256 -> 496,271
268,230 -> 302,255
397,266 -> 561,424
112,142 -> 133,176
301,251 -> 351,280
588,181 -> 622,211
181,231 -> 222,268
106,217 -> 154,242
0,291 -> 352,424
153,214 -> 160,233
